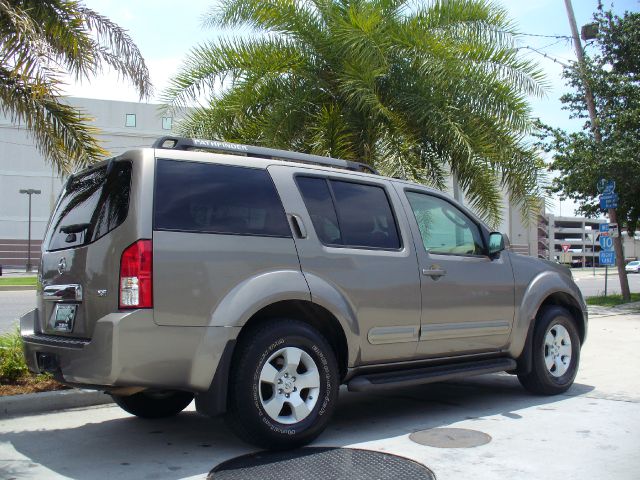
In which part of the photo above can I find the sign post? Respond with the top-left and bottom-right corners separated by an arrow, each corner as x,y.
598,222 -> 616,297
586,232 -> 598,276
597,178 -> 630,300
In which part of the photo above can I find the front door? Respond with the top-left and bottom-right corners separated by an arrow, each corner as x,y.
396,187 -> 515,357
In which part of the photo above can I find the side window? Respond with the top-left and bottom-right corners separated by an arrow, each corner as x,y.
296,177 -> 342,244
154,159 -> 291,237
406,192 -> 484,255
296,176 -> 401,249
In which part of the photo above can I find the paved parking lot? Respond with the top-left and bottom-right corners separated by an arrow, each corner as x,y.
1,309 -> 639,479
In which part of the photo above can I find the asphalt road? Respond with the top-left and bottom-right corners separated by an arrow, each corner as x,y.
573,271 -> 640,297
0,272 -> 638,334
0,290 -> 35,334
1,310 -> 639,479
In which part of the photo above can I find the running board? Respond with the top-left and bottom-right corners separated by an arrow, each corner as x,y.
347,358 -> 517,392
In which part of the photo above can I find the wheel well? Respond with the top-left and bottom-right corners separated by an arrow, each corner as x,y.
538,293 -> 586,343
237,300 -> 349,381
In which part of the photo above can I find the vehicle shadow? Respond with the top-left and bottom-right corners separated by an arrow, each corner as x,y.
1,374 -> 594,480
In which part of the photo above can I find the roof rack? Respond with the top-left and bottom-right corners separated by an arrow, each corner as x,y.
152,136 -> 378,175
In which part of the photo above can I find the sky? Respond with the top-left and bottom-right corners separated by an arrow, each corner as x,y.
64,0 -> 639,216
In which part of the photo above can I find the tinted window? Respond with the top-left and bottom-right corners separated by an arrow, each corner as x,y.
296,177 -> 342,244
406,192 -> 484,255
297,176 -> 400,249
154,159 -> 290,237
46,161 -> 132,251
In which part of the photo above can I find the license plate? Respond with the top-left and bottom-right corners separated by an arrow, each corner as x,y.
51,304 -> 76,332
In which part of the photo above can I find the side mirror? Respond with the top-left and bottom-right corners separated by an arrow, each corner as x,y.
488,232 -> 505,257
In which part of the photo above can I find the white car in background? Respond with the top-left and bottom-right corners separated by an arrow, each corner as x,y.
625,261 -> 640,273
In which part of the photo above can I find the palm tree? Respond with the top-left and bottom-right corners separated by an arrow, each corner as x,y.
163,0 -> 546,226
0,0 -> 152,173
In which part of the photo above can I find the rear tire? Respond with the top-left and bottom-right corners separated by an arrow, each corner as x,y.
112,390 -> 194,418
226,319 -> 339,450
518,306 -> 581,395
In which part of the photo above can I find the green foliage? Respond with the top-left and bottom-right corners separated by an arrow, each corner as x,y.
163,0 -> 547,227
0,327 -> 29,383
0,0 -> 152,173
0,276 -> 37,286
586,292 -> 640,306
538,6 -> 640,233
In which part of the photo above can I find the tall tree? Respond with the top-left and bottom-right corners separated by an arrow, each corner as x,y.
163,0 -> 546,227
0,0 -> 152,173
540,6 -> 640,235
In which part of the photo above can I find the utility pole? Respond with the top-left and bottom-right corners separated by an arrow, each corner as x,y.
563,0 -> 631,301
19,188 -> 41,272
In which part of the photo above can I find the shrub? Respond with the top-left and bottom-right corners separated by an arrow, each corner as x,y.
0,327 -> 29,383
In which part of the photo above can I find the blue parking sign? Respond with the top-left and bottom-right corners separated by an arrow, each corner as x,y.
600,251 -> 616,265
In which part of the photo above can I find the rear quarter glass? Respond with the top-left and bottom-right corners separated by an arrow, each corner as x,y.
153,158 -> 290,237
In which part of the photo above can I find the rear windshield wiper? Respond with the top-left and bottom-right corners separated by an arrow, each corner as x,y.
60,223 -> 91,234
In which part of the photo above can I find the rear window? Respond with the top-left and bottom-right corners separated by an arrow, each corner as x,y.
153,159 -> 291,237
45,161 -> 132,251
296,176 -> 401,250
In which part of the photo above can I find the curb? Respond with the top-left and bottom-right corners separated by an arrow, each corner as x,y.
0,388 -> 114,418
0,285 -> 36,291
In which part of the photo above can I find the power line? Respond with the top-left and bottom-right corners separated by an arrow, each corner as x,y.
535,38 -> 571,51
516,32 -> 573,40
519,46 -> 571,67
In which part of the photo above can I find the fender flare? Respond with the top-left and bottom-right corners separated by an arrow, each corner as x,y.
192,269 -> 360,415
509,271 -> 587,370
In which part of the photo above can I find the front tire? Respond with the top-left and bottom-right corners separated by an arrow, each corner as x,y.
111,390 -> 194,418
518,306 -> 581,395
226,319 -> 339,450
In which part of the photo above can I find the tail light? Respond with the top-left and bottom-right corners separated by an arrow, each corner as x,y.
119,239 -> 153,309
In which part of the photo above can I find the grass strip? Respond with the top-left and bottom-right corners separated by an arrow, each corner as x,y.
586,292 -> 640,306
0,276 -> 37,286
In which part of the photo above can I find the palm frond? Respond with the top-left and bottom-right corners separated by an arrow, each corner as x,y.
165,0 -> 548,223
0,0 -> 151,172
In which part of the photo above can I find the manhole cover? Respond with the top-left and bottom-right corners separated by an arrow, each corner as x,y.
208,447 -> 435,480
410,428 -> 491,448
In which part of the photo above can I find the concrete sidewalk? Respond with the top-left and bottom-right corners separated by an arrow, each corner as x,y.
1,309 -> 639,480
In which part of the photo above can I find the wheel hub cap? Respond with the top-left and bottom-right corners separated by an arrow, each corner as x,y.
281,378 -> 294,394
543,323 -> 572,378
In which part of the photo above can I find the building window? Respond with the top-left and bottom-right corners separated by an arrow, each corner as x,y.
162,116 -> 173,130
125,114 -> 136,127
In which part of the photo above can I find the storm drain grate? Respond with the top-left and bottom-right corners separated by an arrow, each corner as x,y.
208,447 -> 436,480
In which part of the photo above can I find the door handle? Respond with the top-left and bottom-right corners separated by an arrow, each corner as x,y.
288,214 -> 307,239
422,267 -> 447,279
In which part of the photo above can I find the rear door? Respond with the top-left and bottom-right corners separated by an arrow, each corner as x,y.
269,166 -> 422,364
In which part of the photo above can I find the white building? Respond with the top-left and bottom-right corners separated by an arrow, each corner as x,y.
0,97 -> 180,268
0,96 -> 537,269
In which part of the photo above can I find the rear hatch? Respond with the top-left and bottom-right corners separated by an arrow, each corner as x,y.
37,159 -> 133,339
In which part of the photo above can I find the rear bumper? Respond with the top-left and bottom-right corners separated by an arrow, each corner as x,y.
20,309 -> 240,392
